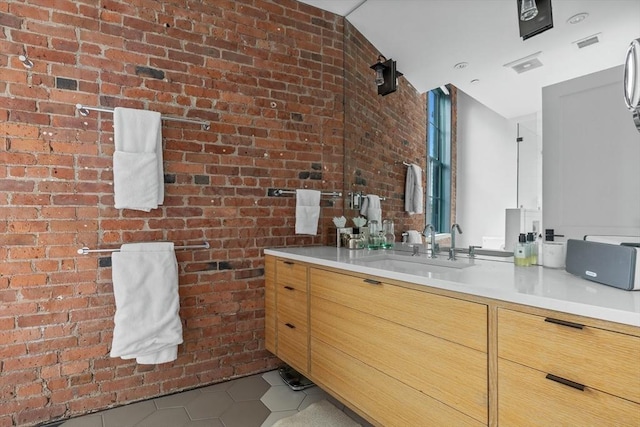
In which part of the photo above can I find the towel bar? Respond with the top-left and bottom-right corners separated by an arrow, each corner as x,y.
268,188 -> 342,198
75,104 -> 211,130
77,242 -> 210,255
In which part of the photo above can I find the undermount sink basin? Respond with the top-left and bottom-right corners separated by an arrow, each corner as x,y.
351,252 -> 474,274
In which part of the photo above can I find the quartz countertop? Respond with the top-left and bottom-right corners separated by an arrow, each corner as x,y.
264,245 -> 640,327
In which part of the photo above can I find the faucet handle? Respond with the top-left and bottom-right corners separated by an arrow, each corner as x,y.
468,245 -> 481,258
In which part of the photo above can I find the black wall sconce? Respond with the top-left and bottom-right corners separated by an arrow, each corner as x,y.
370,55 -> 402,96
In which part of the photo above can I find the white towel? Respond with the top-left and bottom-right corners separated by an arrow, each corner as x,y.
407,230 -> 423,244
295,189 -> 321,235
110,242 -> 183,364
113,107 -> 164,211
360,195 -> 382,225
405,164 -> 424,215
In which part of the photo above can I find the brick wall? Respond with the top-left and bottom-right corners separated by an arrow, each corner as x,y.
343,20 -> 427,235
0,1 -> 344,425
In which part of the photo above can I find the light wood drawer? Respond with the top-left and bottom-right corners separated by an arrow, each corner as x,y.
265,256 -> 276,353
275,259 -> 307,292
310,267 -> 487,352
277,316 -> 308,374
311,295 -> 488,423
311,337 -> 485,427
498,358 -> 640,426
498,308 -> 640,403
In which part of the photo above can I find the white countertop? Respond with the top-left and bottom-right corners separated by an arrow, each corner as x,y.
265,245 -> 640,327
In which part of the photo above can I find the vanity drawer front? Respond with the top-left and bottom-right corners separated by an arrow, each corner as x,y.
275,259 -> 307,292
498,308 -> 640,403
311,337 -> 485,427
498,358 -> 640,426
311,295 -> 488,423
310,268 -> 487,352
277,316 -> 308,374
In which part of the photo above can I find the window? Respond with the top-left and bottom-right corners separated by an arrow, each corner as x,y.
426,87 -> 451,233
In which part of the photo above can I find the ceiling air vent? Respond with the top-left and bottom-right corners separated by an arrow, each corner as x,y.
574,33 -> 601,49
503,51 -> 543,74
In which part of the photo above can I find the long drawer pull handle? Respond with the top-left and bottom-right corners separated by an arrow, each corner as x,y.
283,261 -> 294,265
545,374 -> 585,391
544,317 -> 584,329
283,286 -> 295,290
285,323 -> 296,329
363,278 -> 382,285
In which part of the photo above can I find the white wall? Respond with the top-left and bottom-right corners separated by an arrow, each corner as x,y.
543,65 -> 640,240
456,90 -> 517,248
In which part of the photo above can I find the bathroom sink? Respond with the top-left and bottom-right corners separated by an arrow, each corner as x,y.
351,253 -> 474,275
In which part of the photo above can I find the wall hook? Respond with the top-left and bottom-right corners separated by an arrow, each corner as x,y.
18,54 -> 34,69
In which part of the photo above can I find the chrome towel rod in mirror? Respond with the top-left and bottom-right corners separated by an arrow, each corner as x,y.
268,188 -> 342,198
77,242 -> 210,255
75,104 -> 211,130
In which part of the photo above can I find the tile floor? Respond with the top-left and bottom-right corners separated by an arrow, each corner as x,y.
47,369 -> 372,427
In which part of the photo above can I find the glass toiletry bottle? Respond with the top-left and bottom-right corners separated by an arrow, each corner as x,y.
514,233 -> 529,266
368,220 -> 380,249
382,219 -> 395,249
527,232 -> 538,265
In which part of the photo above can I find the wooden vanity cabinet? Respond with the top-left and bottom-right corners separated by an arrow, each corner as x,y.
309,267 -> 488,427
266,258 -> 310,375
497,308 -> 640,426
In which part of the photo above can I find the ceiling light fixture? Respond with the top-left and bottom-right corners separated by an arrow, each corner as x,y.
567,12 -> 588,24
453,62 -> 468,70
520,0 -> 539,21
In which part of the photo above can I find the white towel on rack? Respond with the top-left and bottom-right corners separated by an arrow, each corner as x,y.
110,242 -> 183,364
404,164 -> 424,215
295,189 -> 321,235
360,195 -> 382,225
113,107 -> 164,212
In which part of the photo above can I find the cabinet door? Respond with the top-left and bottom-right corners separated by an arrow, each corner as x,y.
499,358 -> 640,426
312,295 -> 488,423
312,337 -> 485,427
310,268 -> 487,352
264,255 -> 276,353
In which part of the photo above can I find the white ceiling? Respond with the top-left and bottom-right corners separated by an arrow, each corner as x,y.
298,0 -> 640,119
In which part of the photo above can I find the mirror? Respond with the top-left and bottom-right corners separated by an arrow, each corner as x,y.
343,6 -> 639,248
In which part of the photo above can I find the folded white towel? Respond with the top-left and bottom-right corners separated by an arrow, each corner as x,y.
407,230 -> 423,244
405,164 -> 424,215
113,107 -> 164,211
110,242 -> 182,364
295,189 -> 321,235
360,195 -> 382,225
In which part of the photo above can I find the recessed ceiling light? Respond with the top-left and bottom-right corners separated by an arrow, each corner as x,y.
567,12 -> 589,24
470,79 -> 480,84
453,62 -> 468,70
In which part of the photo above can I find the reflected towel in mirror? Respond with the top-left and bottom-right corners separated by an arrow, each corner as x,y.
405,163 -> 423,215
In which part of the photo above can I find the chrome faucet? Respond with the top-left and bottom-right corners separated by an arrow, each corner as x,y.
449,223 -> 463,260
423,224 -> 437,258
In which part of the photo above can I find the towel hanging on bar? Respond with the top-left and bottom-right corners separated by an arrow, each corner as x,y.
75,104 -> 211,130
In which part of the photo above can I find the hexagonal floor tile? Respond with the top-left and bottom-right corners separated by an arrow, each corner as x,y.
260,385 -> 306,412
102,400 -> 157,427
227,374 -> 271,402
220,400 -> 270,427
135,408 -> 190,427
185,391 -> 234,420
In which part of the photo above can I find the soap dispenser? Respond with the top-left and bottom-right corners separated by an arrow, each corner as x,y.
514,233 -> 530,267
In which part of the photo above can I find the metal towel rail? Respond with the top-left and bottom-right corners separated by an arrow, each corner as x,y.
268,188 -> 342,198
75,104 -> 211,130
77,242 -> 210,255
